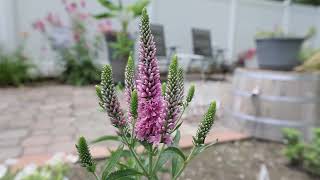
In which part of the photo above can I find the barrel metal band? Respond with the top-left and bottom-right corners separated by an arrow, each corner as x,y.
233,90 -> 320,104
229,110 -> 307,127
235,69 -> 320,81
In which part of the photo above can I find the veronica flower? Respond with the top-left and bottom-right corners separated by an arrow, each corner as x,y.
134,9 -> 166,144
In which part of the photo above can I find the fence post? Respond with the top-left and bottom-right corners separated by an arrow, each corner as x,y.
0,0 -> 17,51
227,0 -> 238,62
282,0 -> 291,34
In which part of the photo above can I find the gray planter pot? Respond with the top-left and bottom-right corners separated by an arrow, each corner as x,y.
105,32 -> 129,83
255,38 -> 304,70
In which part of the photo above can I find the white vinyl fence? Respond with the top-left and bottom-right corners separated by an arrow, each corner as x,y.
1,0 -> 320,76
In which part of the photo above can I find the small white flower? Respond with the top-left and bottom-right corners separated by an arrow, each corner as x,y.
46,152 -> 65,166
14,163 -> 37,180
0,164 -> 8,178
65,154 -> 78,163
63,177 -> 69,180
4,158 -> 18,166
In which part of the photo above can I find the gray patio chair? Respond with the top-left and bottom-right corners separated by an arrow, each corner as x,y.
187,28 -> 225,80
151,24 -> 175,75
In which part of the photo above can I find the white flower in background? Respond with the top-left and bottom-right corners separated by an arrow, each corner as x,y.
63,177 -> 69,180
65,154 -> 78,163
0,164 -> 8,178
14,163 -> 38,180
39,169 -> 51,179
46,152 -> 65,166
4,158 -> 18,166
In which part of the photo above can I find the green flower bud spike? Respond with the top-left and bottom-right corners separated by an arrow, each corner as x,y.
125,54 -> 136,105
186,84 -> 195,103
130,90 -> 138,119
193,101 -> 216,146
162,82 -> 167,96
76,137 -> 96,173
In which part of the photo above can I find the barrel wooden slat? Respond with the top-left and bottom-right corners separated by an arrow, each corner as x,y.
231,68 -> 320,141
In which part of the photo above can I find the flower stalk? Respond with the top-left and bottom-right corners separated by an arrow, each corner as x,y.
76,8 -> 218,180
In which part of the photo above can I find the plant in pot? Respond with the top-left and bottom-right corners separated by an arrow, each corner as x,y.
255,27 -> 316,70
95,0 -> 150,83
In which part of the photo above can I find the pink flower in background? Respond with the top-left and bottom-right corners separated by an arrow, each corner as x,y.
33,20 -> 46,32
98,20 -> 112,33
78,12 -> 89,20
46,13 -> 62,27
80,0 -> 86,8
66,2 -> 77,13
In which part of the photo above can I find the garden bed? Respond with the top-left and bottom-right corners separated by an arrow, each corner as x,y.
69,140 -> 316,180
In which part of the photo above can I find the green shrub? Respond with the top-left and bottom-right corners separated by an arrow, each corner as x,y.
0,47 -> 32,86
282,128 -> 304,165
282,128 -> 320,176
303,129 -> 320,176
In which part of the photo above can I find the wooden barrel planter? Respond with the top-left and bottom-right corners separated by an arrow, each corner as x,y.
230,68 -> 320,141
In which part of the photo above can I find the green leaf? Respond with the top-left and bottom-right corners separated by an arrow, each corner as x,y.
164,147 -> 186,161
91,135 -> 121,144
105,169 -> 143,180
94,12 -> 115,19
173,130 -> 181,146
97,0 -> 119,10
171,156 -> 183,178
129,0 -> 150,17
154,151 -> 173,170
102,145 -> 124,179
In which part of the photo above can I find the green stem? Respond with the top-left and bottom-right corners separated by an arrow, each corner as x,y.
148,146 -> 153,176
123,135 -> 149,177
171,103 -> 189,134
93,172 -> 100,180
152,144 -> 164,173
172,147 -> 196,180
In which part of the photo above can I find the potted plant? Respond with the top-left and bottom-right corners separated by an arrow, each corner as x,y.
255,27 -> 315,70
95,0 -> 149,83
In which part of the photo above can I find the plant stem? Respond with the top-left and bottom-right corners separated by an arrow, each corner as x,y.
172,147 -> 196,180
152,144 -> 164,173
148,146 -> 153,176
122,135 -> 149,177
93,172 -> 100,180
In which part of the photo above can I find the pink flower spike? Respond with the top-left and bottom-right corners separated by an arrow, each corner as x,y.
134,9 -> 166,145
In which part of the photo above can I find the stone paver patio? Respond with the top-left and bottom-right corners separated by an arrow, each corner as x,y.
0,80 -> 240,163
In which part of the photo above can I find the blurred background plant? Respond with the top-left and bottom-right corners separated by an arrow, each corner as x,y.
95,0 -> 149,59
282,128 -> 320,176
33,0 -> 104,86
94,0 -> 149,82
0,153 -> 73,180
0,35 -> 33,87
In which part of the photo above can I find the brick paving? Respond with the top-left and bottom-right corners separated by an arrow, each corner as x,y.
0,80 -> 240,163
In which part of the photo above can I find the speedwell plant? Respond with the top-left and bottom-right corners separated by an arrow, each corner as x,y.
76,9 -> 217,180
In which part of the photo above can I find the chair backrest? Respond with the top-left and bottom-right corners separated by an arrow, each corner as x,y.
192,28 -> 213,57
151,24 -> 167,57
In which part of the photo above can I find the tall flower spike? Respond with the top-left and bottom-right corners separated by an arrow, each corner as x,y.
100,65 -> 126,128
76,137 -> 96,173
125,54 -> 136,121
162,55 -> 184,143
193,101 -> 216,146
135,8 -> 166,144
125,54 -> 135,105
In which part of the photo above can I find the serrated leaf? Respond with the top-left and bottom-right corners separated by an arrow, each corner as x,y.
102,145 -> 124,179
106,169 -> 143,180
91,135 -> 121,144
164,147 -> 186,161
94,12 -> 115,19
